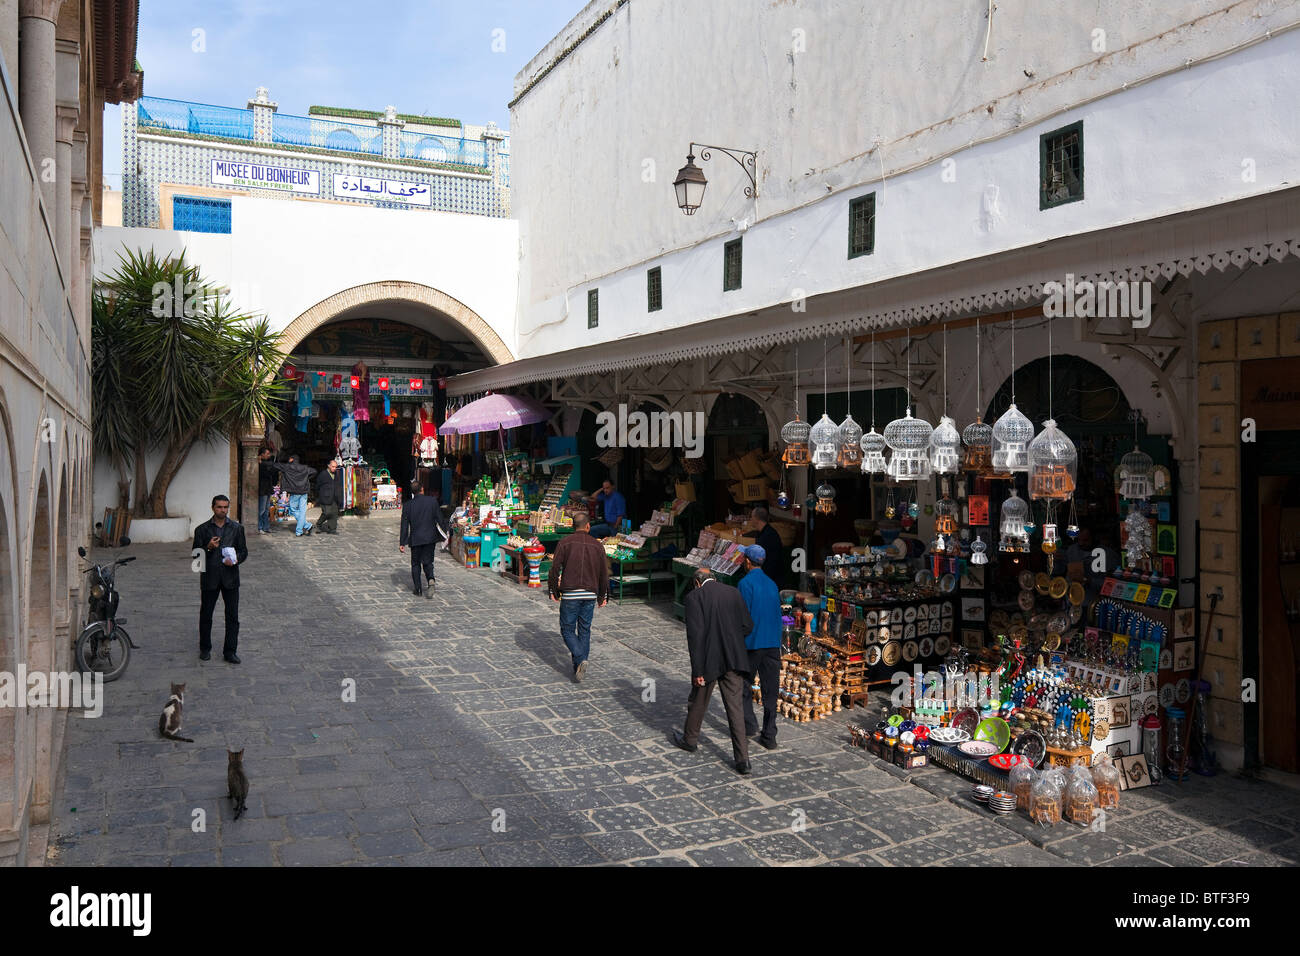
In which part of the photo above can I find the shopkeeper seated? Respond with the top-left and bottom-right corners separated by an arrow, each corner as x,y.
589,479 -> 627,539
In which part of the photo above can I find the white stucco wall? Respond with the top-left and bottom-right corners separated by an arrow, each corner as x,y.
91,435 -> 231,536
94,193 -> 519,351
511,0 -> 1300,357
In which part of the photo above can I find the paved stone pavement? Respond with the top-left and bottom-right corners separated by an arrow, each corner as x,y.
47,510 -> 1300,866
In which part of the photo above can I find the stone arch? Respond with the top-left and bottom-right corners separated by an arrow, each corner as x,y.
55,462 -> 70,672
0,391 -> 19,839
27,470 -> 53,825
277,280 -> 514,366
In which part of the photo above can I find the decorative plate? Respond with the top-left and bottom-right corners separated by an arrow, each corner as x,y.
882,640 -> 902,667
867,610 -> 879,626
1068,582 -> 1085,606
1048,611 -> 1071,634
988,753 -> 1026,771
1018,590 -> 1036,612
1043,632 -> 1062,652
1176,678 -> 1191,704
934,635 -> 951,655
865,645 -> 882,666
1160,683 -> 1176,708
930,727 -> 971,745
1010,729 -> 1047,768
951,707 -> 980,735
904,623 -> 916,640
958,740 -> 1000,757
1093,718 -> 1110,741
939,573 -> 957,593
1049,576 -> 1068,599
877,625 -> 891,644
915,570 -> 933,587
888,538 -> 909,560
1035,572 -> 1051,595
917,603 -> 929,619
919,637 -> 935,658
902,640 -> 919,663
891,608 -> 903,624
974,717 -> 1011,752
1018,570 -> 1036,591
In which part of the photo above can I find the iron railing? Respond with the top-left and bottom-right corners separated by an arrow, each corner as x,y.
397,128 -> 487,167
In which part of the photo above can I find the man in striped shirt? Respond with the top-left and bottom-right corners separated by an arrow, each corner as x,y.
547,512 -> 610,681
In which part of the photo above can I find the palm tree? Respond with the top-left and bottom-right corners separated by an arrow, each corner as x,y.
92,248 -> 290,518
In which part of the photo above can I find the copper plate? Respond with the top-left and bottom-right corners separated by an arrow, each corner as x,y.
934,634 -> 951,655
1068,582 -> 1085,606
1035,572 -> 1051,595
902,640 -> 919,663
1018,590 -> 1035,612
865,645 -> 882,666
1010,624 -> 1029,643
1018,570 -> 1036,591
1043,632 -> 1062,651
1049,576 -> 1068,599
882,640 -> 902,667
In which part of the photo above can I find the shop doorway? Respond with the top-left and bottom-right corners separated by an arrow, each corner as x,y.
704,393 -> 768,524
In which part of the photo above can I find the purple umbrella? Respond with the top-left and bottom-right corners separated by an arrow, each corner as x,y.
440,393 -> 552,435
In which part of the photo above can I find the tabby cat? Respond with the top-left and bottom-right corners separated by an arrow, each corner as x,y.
158,682 -> 193,742
227,749 -> 249,820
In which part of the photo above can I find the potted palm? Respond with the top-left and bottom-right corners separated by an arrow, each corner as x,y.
92,248 -> 289,541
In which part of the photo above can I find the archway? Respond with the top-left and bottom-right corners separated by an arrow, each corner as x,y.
704,392 -> 769,523
56,464 -> 70,672
27,473 -> 53,825
0,401 -> 18,843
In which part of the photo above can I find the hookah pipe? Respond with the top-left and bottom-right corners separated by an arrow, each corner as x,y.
1175,591 -> 1218,781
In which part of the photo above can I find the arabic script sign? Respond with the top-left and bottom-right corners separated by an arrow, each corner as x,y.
332,174 -> 433,207
211,159 -> 320,194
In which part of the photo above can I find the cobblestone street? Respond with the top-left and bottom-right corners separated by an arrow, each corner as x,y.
46,511 -> 1300,867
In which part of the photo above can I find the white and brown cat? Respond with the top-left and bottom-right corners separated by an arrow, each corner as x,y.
158,682 -> 194,742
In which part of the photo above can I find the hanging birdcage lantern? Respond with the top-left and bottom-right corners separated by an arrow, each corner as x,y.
883,409 -> 934,481
1119,445 -> 1155,501
1028,419 -> 1078,502
962,416 -> 995,475
934,496 -> 959,535
998,490 -> 1031,553
970,534 -> 989,565
860,428 -> 888,474
815,480 -> 837,515
837,414 -> 863,469
930,416 -> 963,475
780,415 -> 811,466
809,413 -> 840,469
992,403 -> 1034,473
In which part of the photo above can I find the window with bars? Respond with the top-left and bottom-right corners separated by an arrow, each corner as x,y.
723,238 -> 742,291
1040,121 -> 1084,210
587,288 -> 599,328
848,193 -> 875,258
647,267 -> 662,312
173,195 -> 232,234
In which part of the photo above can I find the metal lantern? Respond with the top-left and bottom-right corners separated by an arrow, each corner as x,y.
837,414 -> 864,469
1042,522 -> 1059,554
1119,445 -> 1155,501
809,413 -> 841,470
998,489 -> 1031,552
860,428 -> 888,474
970,534 -> 989,565
815,480 -> 837,515
780,416 -> 811,466
934,496 -> 959,535
929,416 -> 963,475
962,416 -> 995,475
992,403 -> 1034,473
1028,419 -> 1078,502
883,409 -> 934,481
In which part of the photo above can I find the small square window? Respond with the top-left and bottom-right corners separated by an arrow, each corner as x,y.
1040,120 -> 1084,209
848,193 -> 875,258
723,238 -> 742,292
647,267 -> 662,312
587,289 -> 599,328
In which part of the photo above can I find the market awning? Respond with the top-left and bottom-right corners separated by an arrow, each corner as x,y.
447,185 -> 1300,396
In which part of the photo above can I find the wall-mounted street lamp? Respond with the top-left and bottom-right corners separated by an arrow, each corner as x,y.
673,143 -> 757,215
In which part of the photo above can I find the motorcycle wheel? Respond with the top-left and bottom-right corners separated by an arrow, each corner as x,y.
74,623 -> 131,682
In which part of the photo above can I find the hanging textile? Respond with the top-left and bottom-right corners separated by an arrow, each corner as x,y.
351,361 -> 371,422
295,382 -> 313,433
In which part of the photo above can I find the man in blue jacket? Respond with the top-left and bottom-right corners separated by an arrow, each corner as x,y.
738,544 -> 782,749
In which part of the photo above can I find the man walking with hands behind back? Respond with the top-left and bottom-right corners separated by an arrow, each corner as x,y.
672,568 -> 754,775
400,480 -> 447,598
193,494 -> 248,664
315,459 -> 344,535
547,512 -> 609,681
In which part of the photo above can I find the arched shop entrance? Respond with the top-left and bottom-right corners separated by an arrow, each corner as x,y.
274,313 -> 493,503
703,393 -> 769,523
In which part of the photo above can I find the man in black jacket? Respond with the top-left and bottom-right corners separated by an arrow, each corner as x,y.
315,459 -> 344,535
399,480 -> 447,598
192,494 -> 249,664
272,454 -> 316,537
257,447 -> 277,534
672,568 -> 755,774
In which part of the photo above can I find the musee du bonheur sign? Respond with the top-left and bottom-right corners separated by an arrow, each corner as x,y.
333,174 -> 433,206
211,159 -> 320,194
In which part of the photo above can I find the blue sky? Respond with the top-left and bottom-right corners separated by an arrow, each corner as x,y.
104,0 -> 584,187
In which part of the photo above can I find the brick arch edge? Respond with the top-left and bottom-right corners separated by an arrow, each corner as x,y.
276,280 -> 514,366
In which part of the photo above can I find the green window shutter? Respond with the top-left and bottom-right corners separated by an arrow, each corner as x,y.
588,289 -> 599,328
1040,120 -> 1084,210
848,193 -> 875,258
723,238 -> 742,291
647,267 -> 662,312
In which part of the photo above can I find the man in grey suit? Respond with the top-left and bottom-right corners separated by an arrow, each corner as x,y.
672,568 -> 755,775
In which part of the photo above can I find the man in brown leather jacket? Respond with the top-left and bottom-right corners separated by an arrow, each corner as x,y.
547,512 -> 610,682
